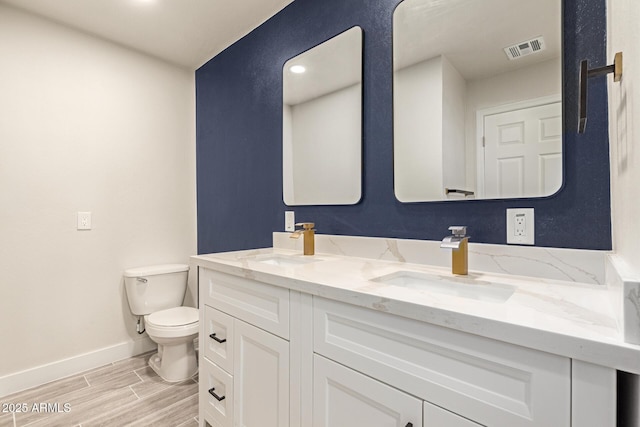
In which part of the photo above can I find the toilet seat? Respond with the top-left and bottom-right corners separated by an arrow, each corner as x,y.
147,306 -> 198,327
145,307 -> 199,339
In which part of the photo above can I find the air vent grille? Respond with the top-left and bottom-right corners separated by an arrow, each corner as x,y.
503,36 -> 546,60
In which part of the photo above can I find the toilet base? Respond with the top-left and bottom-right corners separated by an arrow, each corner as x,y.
148,340 -> 198,382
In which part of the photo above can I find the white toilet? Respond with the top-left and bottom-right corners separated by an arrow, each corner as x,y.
124,264 -> 199,382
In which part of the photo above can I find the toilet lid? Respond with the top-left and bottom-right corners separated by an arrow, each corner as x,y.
147,307 -> 198,327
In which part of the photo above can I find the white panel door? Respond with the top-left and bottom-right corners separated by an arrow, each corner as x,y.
313,354 -> 422,427
482,101 -> 562,199
233,319 -> 289,427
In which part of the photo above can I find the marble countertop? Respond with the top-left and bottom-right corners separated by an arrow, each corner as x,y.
192,247 -> 640,374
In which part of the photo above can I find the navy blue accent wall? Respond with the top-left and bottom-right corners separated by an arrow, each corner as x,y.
196,0 -> 611,254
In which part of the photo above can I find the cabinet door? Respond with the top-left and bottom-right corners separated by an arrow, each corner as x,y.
234,319 -> 289,427
424,401 -> 480,427
313,354 -> 422,427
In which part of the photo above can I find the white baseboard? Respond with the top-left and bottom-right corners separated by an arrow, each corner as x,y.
0,337 -> 156,397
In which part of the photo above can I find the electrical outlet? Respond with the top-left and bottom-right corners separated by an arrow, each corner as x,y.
514,215 -> 526,236
506,208 -> 534,245
285,211 -> 295,232
77,212 -> 92,230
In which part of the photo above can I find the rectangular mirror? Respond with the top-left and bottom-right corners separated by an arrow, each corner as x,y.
283,26 -> 363,205
393,0 -> 562,202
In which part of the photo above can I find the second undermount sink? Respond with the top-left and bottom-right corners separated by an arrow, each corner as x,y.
372,270 -> 515,303
252,254 -> 320,267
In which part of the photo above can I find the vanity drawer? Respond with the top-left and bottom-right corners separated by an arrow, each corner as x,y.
200,357 -> 234,427
203,305 -> 234,374
313,297 -> 570,427
200,268 -> 290,339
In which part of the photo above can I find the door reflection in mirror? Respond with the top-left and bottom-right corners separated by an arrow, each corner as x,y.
479,96 -> 562,199
393,0 -> 562,202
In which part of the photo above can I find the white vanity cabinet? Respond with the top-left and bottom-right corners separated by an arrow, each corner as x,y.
197,263 -> 616,427
199,269 -> 290,427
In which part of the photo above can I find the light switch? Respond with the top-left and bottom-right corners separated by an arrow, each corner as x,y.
285,211 -> 295,232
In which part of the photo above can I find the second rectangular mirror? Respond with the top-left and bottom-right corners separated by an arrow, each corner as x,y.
393,0 -> 562,202
283,26 -> 363,206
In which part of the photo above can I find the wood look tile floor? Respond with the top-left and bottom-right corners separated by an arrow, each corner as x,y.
0,352 -> 199,427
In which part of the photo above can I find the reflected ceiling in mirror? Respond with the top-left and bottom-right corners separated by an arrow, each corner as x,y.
393,0 -> 562,202
283,26 -> 363,206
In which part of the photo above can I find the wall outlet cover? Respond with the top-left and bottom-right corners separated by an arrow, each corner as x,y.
506,208 -> 534,245
77,211 -> 92,230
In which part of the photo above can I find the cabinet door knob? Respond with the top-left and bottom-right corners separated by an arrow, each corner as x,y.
405,423 -> 413,427
209,333 -> 227,343
208,387 -> 226,401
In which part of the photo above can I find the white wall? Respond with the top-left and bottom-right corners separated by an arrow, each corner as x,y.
285,84 -> 361,205
441,56 -> 467,194
282,104 -> 295,202
608,0 -> 640,273
394,55 -> 467,201
394,56 -> 444,201
607,0 -> 640,421
0,4 -> 196,391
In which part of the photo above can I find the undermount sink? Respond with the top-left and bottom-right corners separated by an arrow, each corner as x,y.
372,270 -> 515,303
251,254 -> 319,267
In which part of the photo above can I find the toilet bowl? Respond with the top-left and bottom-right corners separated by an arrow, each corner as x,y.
144,306 -> 199,382
123,264 -> 199,383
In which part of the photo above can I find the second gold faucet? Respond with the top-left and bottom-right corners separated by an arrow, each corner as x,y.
440,226 -> 469,275
290,222 -> 315,255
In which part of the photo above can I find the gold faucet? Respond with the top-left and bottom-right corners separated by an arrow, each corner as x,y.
440,226 -> 469,275
290,222 -> 315,255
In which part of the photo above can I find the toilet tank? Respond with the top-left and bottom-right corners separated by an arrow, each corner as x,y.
124,264 -> 189,316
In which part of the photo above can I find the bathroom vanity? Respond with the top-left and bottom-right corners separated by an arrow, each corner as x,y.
193,236 -> 639,427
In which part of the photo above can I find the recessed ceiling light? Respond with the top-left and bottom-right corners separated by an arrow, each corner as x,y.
289,65 -> 306,74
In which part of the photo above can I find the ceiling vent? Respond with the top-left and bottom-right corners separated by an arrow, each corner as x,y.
503,36 -> 546,60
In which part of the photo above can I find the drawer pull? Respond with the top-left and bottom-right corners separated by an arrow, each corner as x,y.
405,424 -> 413,427
209,333 -> 227,343
208,387 -> 226,401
